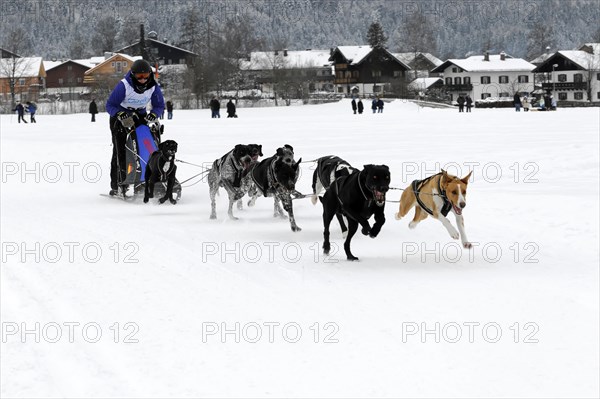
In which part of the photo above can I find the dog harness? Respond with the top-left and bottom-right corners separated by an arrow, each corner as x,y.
411,173 -> 452,217
157,152 -> 175,182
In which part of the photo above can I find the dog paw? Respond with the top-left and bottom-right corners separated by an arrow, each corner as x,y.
361,226 -> 371,236
143,197 -> 149,203
291,225 -> 302,232
169,198 -> 177,205
463,241 -> 472,249
210,214 -> 217,220
409,221 -> 418,229
395,212 -> 402,220
323,243 -> 330,254
449,228 -> 459,240
347,255 -> 359,261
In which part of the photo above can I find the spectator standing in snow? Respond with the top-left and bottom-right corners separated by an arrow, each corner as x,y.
514,92 -> 522,111
522,96 -> 529,112
89,99 -> 98,122
371,98 -> 377,113
465,95 -> 473,112
105,59 -> 165,197
210,97 -> 221,118
166,100 -> 173,119
13,101 -> 27,123
457,95 -> 465,112
226,98 -> 237,118
25,101 -> 37,123
550,96 -> 557,110
357,99 -> 364,114
351,98 -> 357,114
377,97 -> 384,113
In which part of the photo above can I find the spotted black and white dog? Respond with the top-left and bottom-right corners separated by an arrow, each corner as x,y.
208,144 -> 255,220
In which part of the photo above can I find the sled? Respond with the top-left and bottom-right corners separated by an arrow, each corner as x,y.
117,121 -> 182,201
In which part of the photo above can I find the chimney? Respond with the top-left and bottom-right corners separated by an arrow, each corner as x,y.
484,51 -> 489,61
104,51 -> 113,59
283,49 -> 288,56
500,51 -> 506,61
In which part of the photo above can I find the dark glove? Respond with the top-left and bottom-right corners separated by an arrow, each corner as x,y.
145,112 -> 158,122
116,111 -> 134,130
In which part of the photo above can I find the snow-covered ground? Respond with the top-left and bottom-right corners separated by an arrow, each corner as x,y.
1,100 -> 598,398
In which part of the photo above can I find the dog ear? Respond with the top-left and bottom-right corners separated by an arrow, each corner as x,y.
294,158 -> 302,169
440,169 -> 450,185
284,144 -> 294,152
461,171 -> 473,184
258,145 -> 263,156
276,147 -> 284,157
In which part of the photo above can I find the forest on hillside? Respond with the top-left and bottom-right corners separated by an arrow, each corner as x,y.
1,0 -> 600,61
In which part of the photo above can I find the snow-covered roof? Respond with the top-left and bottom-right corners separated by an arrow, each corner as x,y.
84,53 -> 141,74
240,49 -> 332,70
44,59 -> 94,71
393,52 -> 443,67
408,77 -> 443,90
333,45 -> 372,65
434,54 -> 536,72
0,57 -> 43,78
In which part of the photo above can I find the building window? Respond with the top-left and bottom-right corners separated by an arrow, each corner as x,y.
499,76 -> 509,83
344,71 -> 351,78
352,71 -> 359,78
67,65 -> 72,71
574,92 -> 583,100
19,78 -> 26,86
481,76 -> 491,84
558,92 -> 567,100
454,77 -> 461,85
445,77 -> 452,85
518,75 -> 529,83
464,77 -> 471,84
337,86 -> 344,93
452,67 -> 458,72
597,73 -> 600,80
597,92 -> 600,99
58,78 -> 63,85
481,93 -> 491,99
499,92 -> 510,97
372,70 -> 381,78
393,70 -> 401,77
558,74 -> 567,82
573,73 -> 583,83
373,85 -> 382,92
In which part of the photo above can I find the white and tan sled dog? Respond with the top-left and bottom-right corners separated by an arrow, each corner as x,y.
395,170 -> 473,248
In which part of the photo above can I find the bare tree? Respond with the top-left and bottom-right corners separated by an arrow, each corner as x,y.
397,10 -> 437,80
0,28 -> 33,105
527,21 -> 555,60
93,17 -> 120,53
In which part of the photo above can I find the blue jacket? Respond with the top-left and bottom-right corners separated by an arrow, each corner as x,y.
106,71 -> 165,118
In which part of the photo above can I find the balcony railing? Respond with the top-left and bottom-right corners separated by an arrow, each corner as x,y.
542,82 -> 589,91
443,83 -> 473,91
334,77 -> 359,84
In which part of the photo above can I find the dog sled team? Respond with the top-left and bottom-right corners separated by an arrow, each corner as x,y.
105,59 -> 473,260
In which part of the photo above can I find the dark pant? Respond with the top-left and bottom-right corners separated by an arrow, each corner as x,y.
91,113 -> 96,122
109,117 -> 128,190
18,114 -> 27,123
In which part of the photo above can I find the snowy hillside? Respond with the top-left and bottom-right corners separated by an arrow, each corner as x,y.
1,100 -> 599,398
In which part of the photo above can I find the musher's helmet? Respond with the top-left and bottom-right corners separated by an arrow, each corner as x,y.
130,59 -> 153,92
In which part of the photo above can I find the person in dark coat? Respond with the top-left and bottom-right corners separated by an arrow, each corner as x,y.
25,101 -> 37,123
514,92 -> 522,112
543,94 -> 552,111
166,100 -> 173,119
89,99 -> 98,122
226,98 -> 237,118
210,97 -> 221,118
377,98 -> 384,113
351,98 -> 357,114
357,99 -> 364,114
457,95 -> 465,112
371,98 -> 377,113
13,101 -> 27,123
465,95 -> 473,112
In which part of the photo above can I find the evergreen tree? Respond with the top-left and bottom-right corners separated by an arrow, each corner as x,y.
367,21 -> 387,49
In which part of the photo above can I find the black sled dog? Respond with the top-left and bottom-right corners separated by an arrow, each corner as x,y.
321,164 -> 390,260
143,140 -> 179,204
